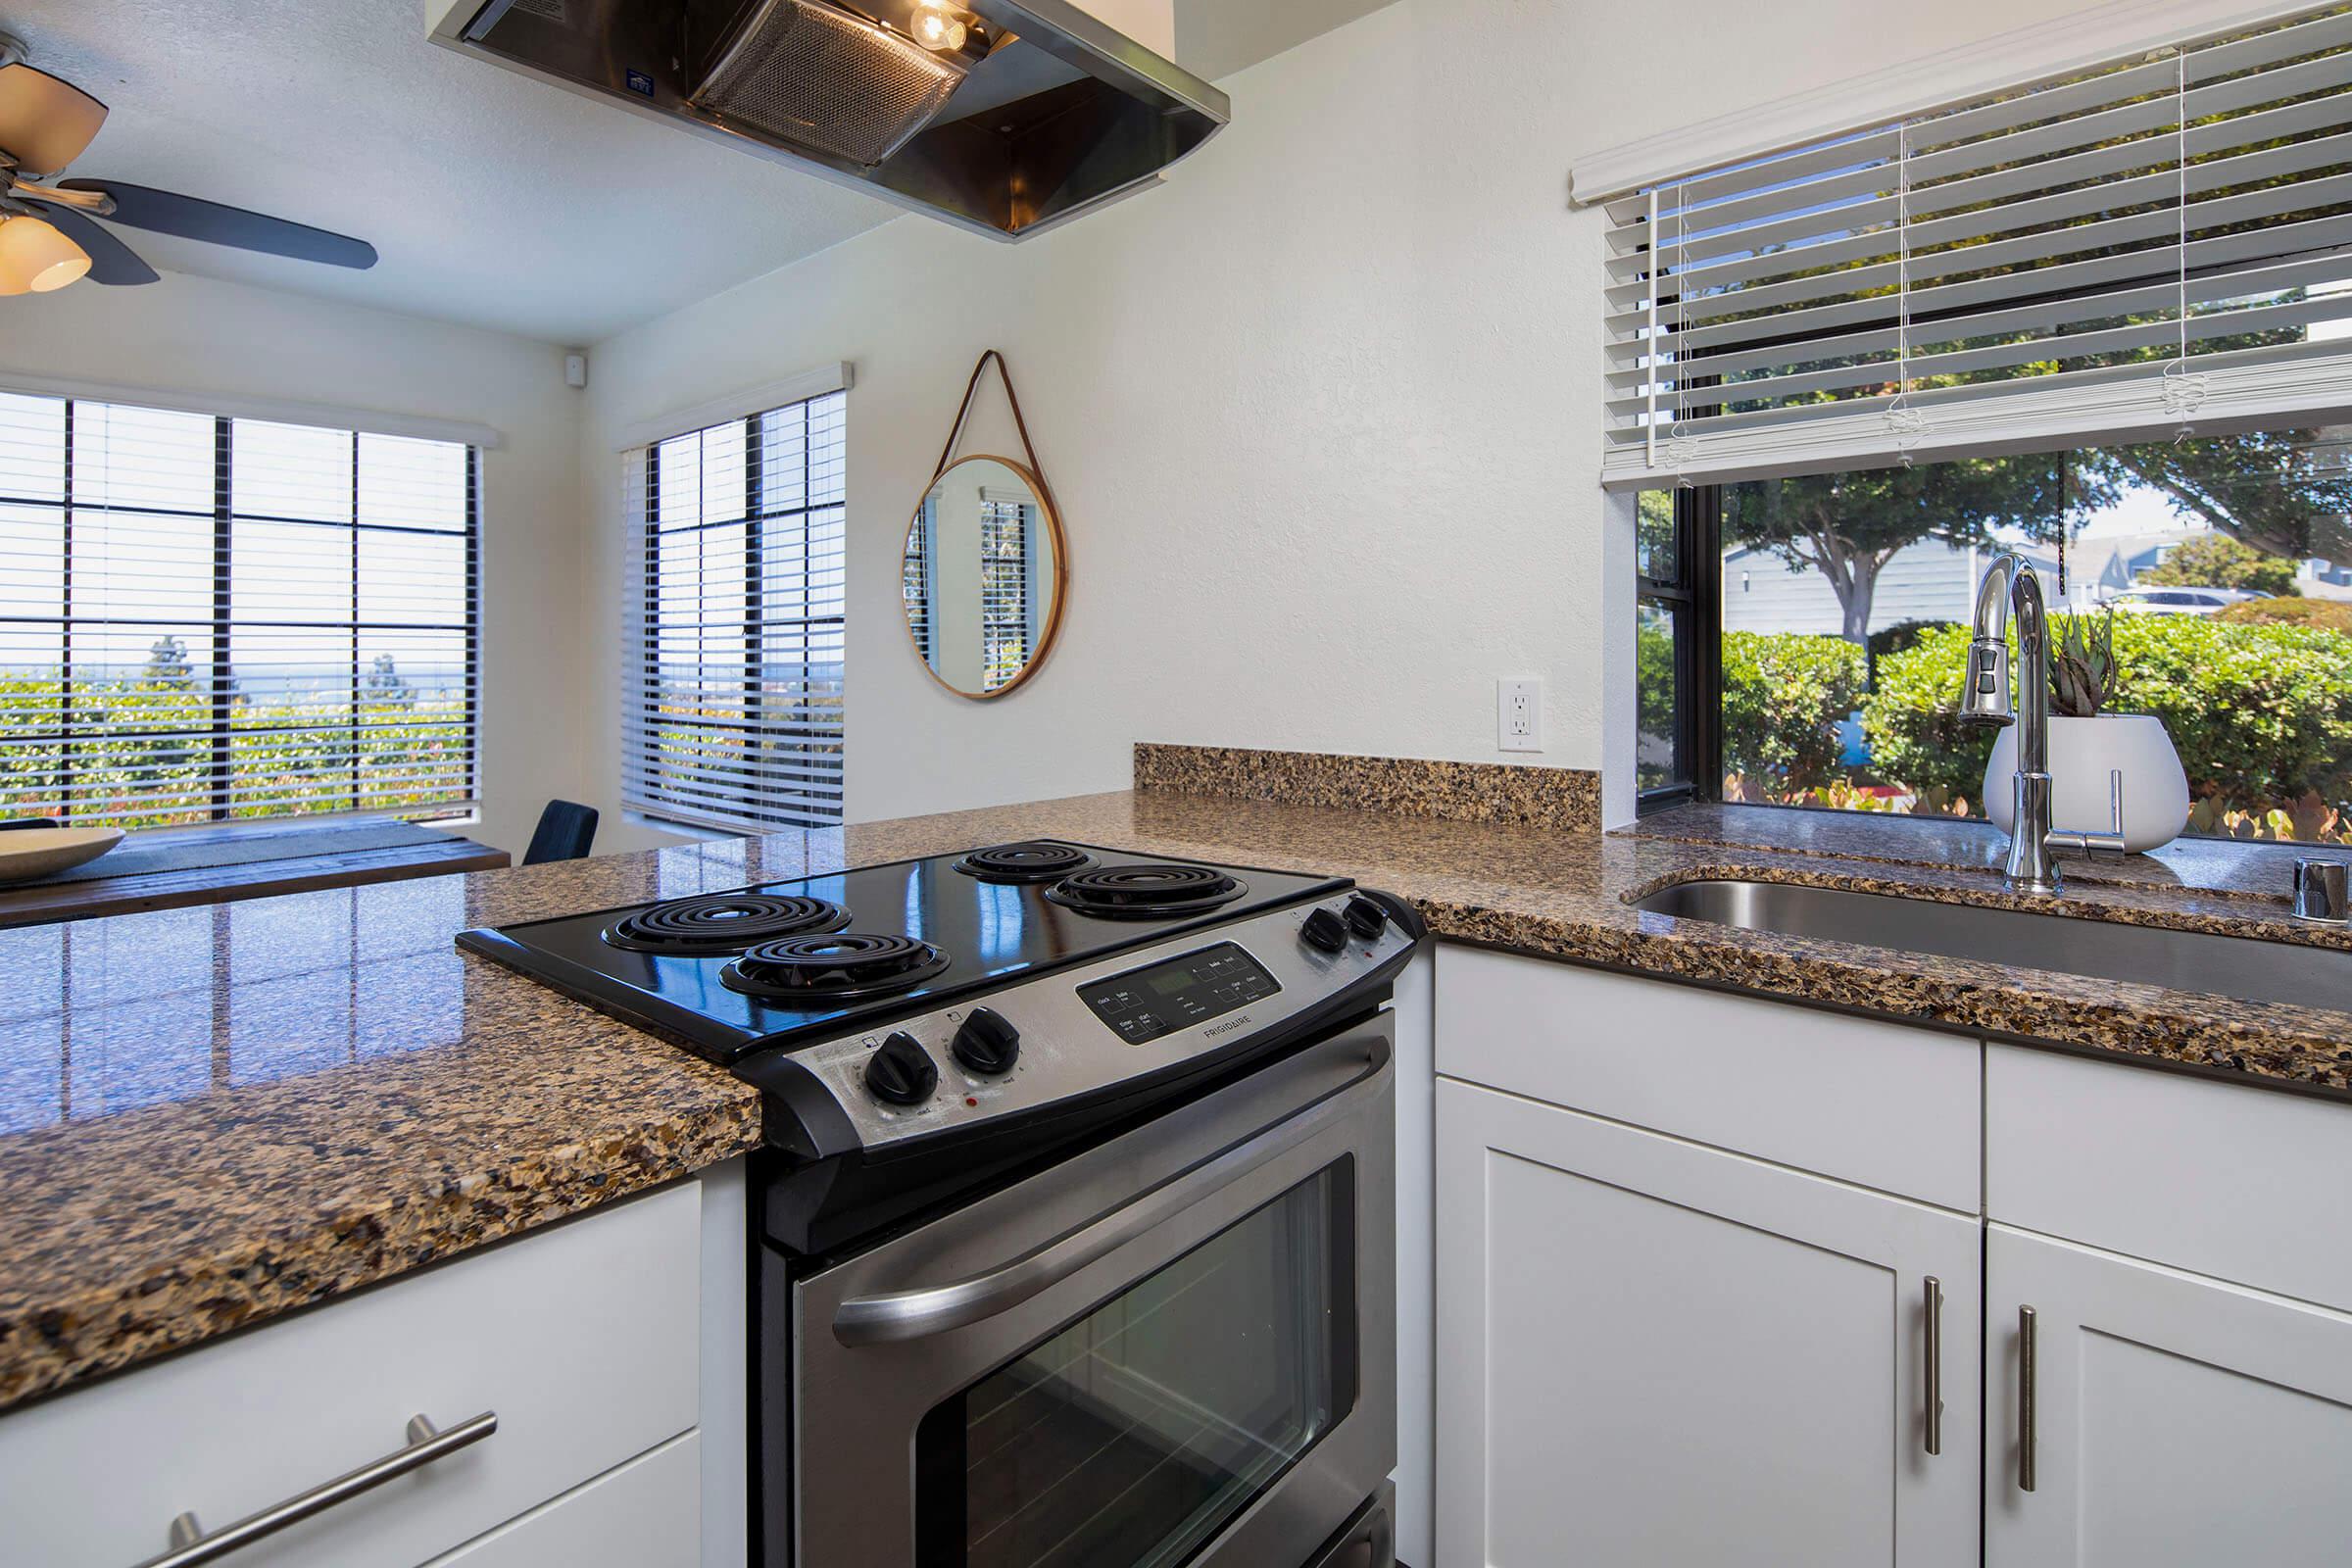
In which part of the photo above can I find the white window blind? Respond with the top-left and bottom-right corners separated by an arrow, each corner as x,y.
978,494 -> 1032,691
0,390 -> 479,829
1602,4 -> 2352,487
621,390 -> 845,833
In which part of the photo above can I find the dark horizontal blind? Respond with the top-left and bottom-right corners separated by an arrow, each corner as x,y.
0,390 -> 479,829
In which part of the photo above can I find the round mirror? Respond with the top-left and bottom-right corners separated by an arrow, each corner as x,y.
901,455 -> 1066,699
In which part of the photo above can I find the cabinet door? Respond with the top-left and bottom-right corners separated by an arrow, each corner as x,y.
1985,1225 -> 2352,1568
1435,1078 -> 1981,1568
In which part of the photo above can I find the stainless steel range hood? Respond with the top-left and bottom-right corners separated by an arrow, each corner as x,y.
427,0 -> 1230,240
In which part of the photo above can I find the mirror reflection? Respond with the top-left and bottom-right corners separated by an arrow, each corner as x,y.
902,456 -> 1064,698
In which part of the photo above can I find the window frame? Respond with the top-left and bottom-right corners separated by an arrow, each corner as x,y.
625,393 -> 846,834
1,398 -> 481,829
1636,483 -> 1723,814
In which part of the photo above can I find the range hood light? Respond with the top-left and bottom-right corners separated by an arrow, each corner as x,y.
909,3 -> 967,53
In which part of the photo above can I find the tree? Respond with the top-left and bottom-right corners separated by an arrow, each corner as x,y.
142,634 -> 197,689
2140,532 -> 2301,596
361,652 -> 417,710
1724,455 -> 2108,645
2092,430 -> 2352,566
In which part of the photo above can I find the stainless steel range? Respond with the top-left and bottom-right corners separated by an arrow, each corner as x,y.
458,840 -> 1418,1568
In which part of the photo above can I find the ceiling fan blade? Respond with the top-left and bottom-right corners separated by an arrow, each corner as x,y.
0,63 -> 109,175
55,179 -> 376,270
24,201 -> 159,285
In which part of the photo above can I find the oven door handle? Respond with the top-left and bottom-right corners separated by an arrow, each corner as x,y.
832,1034 -> 1387,1348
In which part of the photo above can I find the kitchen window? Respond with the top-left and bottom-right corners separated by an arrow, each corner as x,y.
0,390 -> 478,830
621,389 -> 845,833
1642,429 -> 2352,844
1609,4 -> 2352,845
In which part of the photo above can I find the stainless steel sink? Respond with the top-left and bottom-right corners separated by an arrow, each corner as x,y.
1634,879 -> 2352,1013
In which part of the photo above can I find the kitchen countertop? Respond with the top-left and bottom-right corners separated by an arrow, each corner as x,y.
3,787 -> 2346,1414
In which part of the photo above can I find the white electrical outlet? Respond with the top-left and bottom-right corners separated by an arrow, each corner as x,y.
1497,677 -> 1543,753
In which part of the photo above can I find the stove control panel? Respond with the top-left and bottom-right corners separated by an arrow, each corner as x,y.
794,893 -> 1415,1147
1076,942 -> 1281,1044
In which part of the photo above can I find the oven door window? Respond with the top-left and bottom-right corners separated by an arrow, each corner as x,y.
915,1158 -> 1357,1568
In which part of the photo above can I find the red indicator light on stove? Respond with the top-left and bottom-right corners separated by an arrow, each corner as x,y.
965,1097 -> 979,1107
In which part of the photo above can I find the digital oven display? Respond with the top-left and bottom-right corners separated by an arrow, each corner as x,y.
1077,941 -> 1282,1044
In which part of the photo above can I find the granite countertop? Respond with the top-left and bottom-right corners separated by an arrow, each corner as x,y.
4,783 -> 2347,1414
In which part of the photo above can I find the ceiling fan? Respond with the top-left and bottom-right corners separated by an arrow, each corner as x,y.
0,31 -> 376,296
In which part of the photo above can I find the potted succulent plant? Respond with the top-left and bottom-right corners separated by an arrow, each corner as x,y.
1984,608 -> 2191,854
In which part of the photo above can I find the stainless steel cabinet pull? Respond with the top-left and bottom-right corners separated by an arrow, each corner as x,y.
2018,1305 -> 2038,1493
135,1410 -> 497,1567
1923,1275 -> 1943,1457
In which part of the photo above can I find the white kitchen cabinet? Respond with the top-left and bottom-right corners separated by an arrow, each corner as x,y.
0,1166 -> 740,1568
425,1433 -> 701,1566
1984,1225 -> 2352,1568
1435,1076 -> 1982,1568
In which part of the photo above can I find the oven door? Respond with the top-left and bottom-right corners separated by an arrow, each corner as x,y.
791,1016 -> 1396,1568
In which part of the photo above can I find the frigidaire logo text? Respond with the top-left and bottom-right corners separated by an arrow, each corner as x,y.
1203,1014 -> 1253,1038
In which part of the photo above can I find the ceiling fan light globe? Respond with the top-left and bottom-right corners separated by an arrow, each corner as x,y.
0,215 -> 90,293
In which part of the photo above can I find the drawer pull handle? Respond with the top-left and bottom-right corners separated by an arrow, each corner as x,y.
2018,1305 -> 2038,1494
1923,1275 -> 1943,1457
136,1410 -> 497,1567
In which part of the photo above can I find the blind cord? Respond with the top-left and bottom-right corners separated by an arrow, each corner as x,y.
2162,42 -> 2208,443
1885,119 -> 1927,466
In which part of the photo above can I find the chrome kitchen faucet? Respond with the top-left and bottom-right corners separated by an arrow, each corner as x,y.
1958,552 -> 2124,895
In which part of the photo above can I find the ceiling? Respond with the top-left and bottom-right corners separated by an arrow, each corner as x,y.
1,0 -> 900,344
1,0 -> 1398,345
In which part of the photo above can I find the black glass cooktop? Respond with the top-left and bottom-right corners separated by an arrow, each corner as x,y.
457,842 -> 1348,1065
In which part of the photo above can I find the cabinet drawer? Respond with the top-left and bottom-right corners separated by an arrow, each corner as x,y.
1436,946 -> 1980,1209
1987,1045 -> 2352,1310
426,1433 -> 701,1567
0,1182 -> 701,1568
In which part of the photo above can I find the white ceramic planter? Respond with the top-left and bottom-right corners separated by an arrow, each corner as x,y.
1984,712 -> 2190,854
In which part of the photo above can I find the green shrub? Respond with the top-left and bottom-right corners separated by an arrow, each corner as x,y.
2217,596 -> 2352,633
2139,533 -> 2301,596
1723,631 -> 1867,789
1861,615 -> 2352,805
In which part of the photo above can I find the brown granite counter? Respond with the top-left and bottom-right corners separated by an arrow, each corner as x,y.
5,782 -> 2347,1415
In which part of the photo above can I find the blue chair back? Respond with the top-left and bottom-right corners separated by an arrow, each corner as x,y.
523,800 -> 599,864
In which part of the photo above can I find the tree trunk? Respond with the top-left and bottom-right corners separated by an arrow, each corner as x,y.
1826,549 -> 1881,647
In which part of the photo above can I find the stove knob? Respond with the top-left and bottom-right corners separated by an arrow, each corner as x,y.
952,1007 -> 1021,1075
864,1031 -> 939,1106
1344,894 -> 1390,939
1299,906 -> 1349,954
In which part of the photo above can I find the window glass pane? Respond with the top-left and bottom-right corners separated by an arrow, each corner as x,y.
1713,432 -> 2352,844
232,420 -> 352,523
1638,489 -> 1678,584
358,434 -> 467,530
72,509 -> 213,623
358,529 -> 466,625
931,1165 -> 1346,1568
1638,599 -> 1679,792
232,518 -> 354,621
0,393 -> 65,504
74,404 -> 212,513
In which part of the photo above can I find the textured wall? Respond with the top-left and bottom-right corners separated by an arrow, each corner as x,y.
580,0 -> 2118,840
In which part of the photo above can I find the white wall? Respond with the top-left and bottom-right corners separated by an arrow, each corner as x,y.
583,0 -> 2117,831
0,270 -> 590,858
